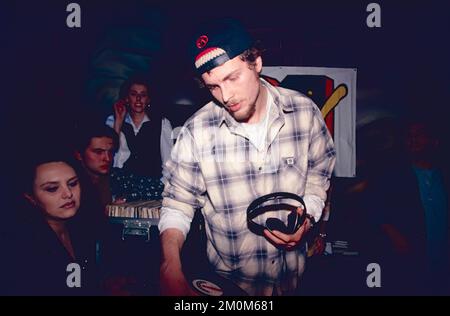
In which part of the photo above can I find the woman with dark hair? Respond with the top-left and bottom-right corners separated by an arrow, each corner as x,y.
8,151 -> 99,295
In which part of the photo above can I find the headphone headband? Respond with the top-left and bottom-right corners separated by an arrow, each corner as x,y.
247,192 -> 306,236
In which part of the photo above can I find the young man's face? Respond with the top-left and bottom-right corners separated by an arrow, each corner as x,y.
127,84 -> 150,114
80,137 -> 114,177
202,55 -> 263,123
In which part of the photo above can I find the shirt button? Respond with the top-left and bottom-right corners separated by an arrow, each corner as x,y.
272,260 -> 275,264
259,167 -> 262,171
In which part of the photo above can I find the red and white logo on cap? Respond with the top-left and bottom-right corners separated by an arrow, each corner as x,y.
196,35 -> 209,49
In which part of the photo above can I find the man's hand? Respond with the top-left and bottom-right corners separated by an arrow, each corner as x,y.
263,207 -> 313,251
160,261 -> 199,296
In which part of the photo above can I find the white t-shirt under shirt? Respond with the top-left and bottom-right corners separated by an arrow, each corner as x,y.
241,94 -> 272,152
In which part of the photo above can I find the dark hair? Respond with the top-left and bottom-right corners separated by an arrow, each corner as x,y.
15,146 -> 83,260
118,72 -> 164,117
119,73 -> 153,100
19,147 -> 79,195
74,123 -> 119,154
239,44 -> 264,68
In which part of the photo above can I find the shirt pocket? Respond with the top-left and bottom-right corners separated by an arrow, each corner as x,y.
277,155 -> 307,193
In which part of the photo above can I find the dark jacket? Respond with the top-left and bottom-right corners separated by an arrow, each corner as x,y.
6,202 -> 99,296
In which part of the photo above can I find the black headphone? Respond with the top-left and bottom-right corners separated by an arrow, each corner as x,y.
247,192 -> 306,236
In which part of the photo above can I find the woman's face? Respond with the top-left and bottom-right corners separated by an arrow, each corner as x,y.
127,83 -> 150,114
26,162 -> 81,221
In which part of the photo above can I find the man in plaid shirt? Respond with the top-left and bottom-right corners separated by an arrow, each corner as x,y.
158,18 -> 336,296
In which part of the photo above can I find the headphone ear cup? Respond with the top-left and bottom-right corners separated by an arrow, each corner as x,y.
288,210 -> 306,233
266,218 -> 289,234
286,211 -> 297,233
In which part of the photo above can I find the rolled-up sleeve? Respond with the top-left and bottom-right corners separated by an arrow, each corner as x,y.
158,206 -> 193,238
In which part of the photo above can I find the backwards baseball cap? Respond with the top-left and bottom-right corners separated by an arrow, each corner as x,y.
190,18 -> 253,75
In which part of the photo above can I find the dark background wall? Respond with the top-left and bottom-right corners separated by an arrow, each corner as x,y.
5,0 -> 450,115
2,0 -> 450,197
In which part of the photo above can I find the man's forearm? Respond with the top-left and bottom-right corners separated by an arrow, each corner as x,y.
160,228 -> 185,270
160,228 -> 196,295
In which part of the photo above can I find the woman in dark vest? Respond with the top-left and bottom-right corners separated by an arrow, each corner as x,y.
106,73 -> 171,200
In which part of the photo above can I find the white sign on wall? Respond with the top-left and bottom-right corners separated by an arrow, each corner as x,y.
262,66 -> 357,177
